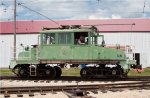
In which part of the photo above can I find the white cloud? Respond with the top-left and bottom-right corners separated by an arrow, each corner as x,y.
88,15 -> 109,19
0,0 -> 150,21
112,14 -> 121,19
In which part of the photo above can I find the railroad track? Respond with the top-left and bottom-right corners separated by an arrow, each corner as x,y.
0,76 -> 150,82
1,81 -> 150,95
1,76 -> 150,81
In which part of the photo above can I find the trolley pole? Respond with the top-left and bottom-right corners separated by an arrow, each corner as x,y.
14,0 -> 16,60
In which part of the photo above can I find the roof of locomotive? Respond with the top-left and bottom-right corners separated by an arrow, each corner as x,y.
40,28 -> 93,33
40,25 -> 96,34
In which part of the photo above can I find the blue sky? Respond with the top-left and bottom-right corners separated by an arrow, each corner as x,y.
0,0 -> 150,21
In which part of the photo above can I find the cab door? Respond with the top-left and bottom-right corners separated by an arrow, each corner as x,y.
57,32 -> 73,60
71,32 -> 91,60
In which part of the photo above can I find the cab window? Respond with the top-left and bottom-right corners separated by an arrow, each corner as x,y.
58,33 -> 72,44
74,32 -> 88,45
43,33 -> 55,45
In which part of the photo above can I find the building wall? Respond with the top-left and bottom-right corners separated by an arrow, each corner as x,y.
101,32 -> 150,68
0,34 -> 38,67
0,33 -> 150,68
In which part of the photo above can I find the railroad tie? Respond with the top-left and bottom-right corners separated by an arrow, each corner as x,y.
40,89 -> 46,95
4,91 -> 10,98
17,90 -> 23,97
29,93 -> 34,97
17,94 -> 23,97
28,90 -> 34,97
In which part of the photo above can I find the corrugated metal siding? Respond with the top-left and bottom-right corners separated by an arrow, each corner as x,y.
0,34 -> 38,67
101,32 -> 150,68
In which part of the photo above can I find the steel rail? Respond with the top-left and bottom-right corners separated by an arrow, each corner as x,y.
1,81 -> 150,94
1,76 -> 150,81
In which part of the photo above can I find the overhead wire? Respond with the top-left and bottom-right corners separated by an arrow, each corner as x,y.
19,0 -> 42,4
17,3 -> 60,26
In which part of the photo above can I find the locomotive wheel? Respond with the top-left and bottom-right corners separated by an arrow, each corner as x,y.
80,67 -> 92,79
45,66 -> 56,79
13,67 -> 20,76
54,66 -> 62,79
111,67 -> 123,78
18,67 -> 29,78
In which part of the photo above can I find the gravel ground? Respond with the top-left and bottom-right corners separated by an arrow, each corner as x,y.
87,89 -> 150,98
0,90 -> 150,98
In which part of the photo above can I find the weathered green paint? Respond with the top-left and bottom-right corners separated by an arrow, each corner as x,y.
39,45 -> 126,60
10,27 -> 135,71
10,60 -> 17,68
9,48 -> 39,68
17,48 -> 36,60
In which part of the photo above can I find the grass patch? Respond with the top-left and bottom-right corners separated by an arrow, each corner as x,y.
62,68 -> 80,76
0,69 -> 14,76
0,68 -> 149,77
0,68 -> 80,76
128,68 -> 150,76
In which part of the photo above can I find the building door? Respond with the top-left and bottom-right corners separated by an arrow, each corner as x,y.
135,53 -> 140,65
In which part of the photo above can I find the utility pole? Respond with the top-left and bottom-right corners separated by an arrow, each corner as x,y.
143,1 -> 146,13
14,0 -> 16,60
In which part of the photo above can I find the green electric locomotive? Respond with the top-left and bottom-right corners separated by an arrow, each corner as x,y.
9,25 -> 136,78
